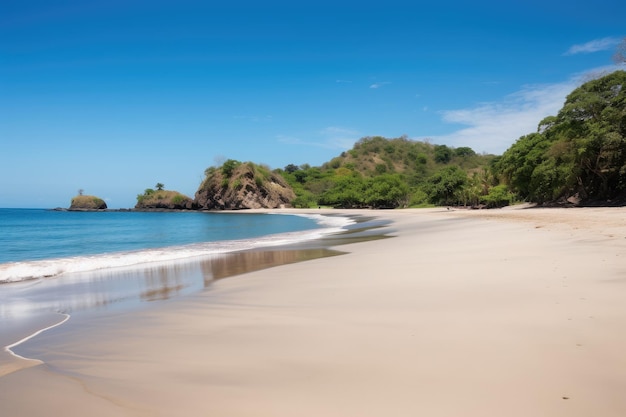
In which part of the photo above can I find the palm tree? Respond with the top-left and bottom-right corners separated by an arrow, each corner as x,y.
155,183 -> 164,191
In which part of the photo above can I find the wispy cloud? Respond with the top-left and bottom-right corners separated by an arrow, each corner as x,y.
369,81 -> 391,89
564,37 -> 621,55
428,65 -> 620,154
277,126 -> 359,150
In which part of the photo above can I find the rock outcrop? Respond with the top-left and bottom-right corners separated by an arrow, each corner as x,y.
194,161 -> 295,210
69,195 -> 107,210
135,190 -> 194,210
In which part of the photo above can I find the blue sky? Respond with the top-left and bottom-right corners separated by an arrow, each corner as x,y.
1,0 -> 624,208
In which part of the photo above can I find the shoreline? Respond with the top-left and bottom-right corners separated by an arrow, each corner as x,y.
3,313 -> 70,363
1,207 -> 626,416
0,210 -> 389,377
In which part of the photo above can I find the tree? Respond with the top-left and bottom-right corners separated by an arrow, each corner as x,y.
318,175 -> 366,208
480,185 -> 514,208
425,166 -> 468,205
495,70 -> 626,203
284,164 -> 300,173
455,146 -> 476,157
155,183 -> 164,191
496,132 -> 552,198
434,144 -> 452,163
364,174 -> 409,208
78,189 -> 84,196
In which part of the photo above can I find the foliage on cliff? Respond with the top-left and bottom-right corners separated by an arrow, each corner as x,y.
194,160 -> 295,209
495,70 -> 626,204
69,195 -> 107,210
135,186 -> 194,210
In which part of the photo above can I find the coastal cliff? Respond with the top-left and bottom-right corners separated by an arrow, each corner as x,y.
194,160 -> 295,210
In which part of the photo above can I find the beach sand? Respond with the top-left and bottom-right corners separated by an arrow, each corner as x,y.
1,207 -> 626,416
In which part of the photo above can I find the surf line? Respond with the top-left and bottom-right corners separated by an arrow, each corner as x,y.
4,313 -> 71,363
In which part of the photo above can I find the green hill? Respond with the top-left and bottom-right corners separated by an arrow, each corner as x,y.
277,136 -> 498,208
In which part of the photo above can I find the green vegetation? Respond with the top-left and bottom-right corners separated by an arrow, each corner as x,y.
277,70 -> 626,208
135,184 -> 193,209
196,160 -> 295,209
495,70 -> 626,204
278,136 -> 498,208
134,70 -> 626,210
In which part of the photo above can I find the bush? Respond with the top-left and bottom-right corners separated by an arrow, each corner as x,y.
221,159 -> 241,177
171,194 -> 186,205
480,185 -> 514,208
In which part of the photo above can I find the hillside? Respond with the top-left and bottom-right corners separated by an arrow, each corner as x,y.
277,136 -> 498,208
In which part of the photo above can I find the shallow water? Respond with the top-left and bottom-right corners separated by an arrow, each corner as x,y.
0,210 -> 351,282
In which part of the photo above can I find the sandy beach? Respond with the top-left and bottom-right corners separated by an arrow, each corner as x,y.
1,206 -> 626,416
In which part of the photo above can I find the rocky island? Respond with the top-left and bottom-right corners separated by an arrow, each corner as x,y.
69,194 -> 108,210
135,184 -> 194,210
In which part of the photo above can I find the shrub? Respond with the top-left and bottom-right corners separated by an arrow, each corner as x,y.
481,185 -> 515,208
171,194 -> 186,205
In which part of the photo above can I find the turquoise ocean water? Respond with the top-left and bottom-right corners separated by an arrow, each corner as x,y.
0,209 -> 351,283
0,209 -> 360,352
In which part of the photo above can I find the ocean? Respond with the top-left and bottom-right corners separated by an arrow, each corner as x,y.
0,209 -> 358,319
0,209 -> 353,283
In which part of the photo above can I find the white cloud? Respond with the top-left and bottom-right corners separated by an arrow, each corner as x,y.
564,37 -> 621,55
369,81 -> 391,89
428,66 -> 620,155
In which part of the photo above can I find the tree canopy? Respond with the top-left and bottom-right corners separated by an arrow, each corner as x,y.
495,70 -> 626,203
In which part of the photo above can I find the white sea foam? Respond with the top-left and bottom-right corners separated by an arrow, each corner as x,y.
0,214 -> 354,284
4,313 -> 71,363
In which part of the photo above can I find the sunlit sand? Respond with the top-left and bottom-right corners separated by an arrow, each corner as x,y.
1,207 -> 626,416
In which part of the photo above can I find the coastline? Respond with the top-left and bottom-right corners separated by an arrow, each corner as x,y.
2,207 -> 626,416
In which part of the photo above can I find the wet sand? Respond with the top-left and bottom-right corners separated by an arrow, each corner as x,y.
1,207 -> 626,416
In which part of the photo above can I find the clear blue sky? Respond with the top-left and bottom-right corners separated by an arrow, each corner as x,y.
2,0 -> 624,208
